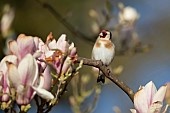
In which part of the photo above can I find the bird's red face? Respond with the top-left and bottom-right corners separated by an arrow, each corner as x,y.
99,30 -> 108,38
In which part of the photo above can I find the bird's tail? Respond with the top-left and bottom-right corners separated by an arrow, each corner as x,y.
97,71 -> 105,83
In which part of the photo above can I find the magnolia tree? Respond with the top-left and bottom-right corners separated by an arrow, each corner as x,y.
0,1 -> 169,113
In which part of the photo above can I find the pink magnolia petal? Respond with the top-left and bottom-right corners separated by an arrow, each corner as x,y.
134,88 -> 148,113
8,40 -> 19,57
152,85 -> 167,103
62,57 -> 71,74
17,35 -> 35,59
8,62 -> 21,88
38,76 -> 45,88
42,66 -> 52,90
144,81 -> 157,106
70,47 -> 77,57
17,54 -> 38,86
25,86 -> 35,101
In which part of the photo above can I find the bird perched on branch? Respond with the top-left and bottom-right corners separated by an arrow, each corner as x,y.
92,30 -> 115,83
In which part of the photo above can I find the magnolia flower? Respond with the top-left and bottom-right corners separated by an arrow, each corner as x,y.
0,55 -> 17,103
130,81 -> 168,113
119,6 -> 139,24
8,54 -> 38,105
44,33 -> 77,75
8,34 -> 40,61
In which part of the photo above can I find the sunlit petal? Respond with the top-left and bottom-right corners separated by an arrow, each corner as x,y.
134,87 -> 148,113
17,54 -> 38,86
130,109 -> 137,113
17,35 -> 35,59
152,85 -> 167,103
148,101 -> 162,113
8,62 -> 21,88
32,86 -> 54,100
144,81 -> 157,105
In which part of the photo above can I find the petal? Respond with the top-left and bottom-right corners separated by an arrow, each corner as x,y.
130,109 -> 137,113
69,42 -> 74,50
144,81 -> 157,105
148,101 -> 162,113
17,35 -> 36,59
7,62 -> 21,88
17,54 -> 38,86
42,66 -> 52,90
152,85 -> 167,103
56,34 -> 69,52
0,55 -> 17,74
48,39 -> 57,50
57,34 -> 66,45
32,86 -> 54,100
70,47 -> 77,57
134,87 -> 148,113
61,57 -> 71,74
8,40 -> 19,58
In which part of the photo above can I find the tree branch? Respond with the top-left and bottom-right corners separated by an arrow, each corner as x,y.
76,57 -> 134,102
35,0 -> 96,43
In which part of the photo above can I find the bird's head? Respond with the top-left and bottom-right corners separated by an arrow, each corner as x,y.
99,30 -> 112,40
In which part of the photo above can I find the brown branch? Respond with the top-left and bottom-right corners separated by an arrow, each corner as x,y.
76,57 -> 134,102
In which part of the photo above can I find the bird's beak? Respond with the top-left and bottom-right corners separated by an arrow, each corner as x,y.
99,32 -> 103,37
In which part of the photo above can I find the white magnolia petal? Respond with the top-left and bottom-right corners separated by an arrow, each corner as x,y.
0,55 -> 17,74
148,101 -> 162,113
8,62 -> 21,88
58,34 -> 66,43
18,54 -> 38,86
144,81 -> 157,105
134,88 -> 148,113
48,39 -> 57,50
32,86 -> 54,100
69,42 -> 74,50
130,109 -> 137,113
45,51 -> 54,58
153,85 -> 167,103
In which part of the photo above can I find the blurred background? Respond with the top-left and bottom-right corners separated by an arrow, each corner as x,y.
0,0 -> 170,113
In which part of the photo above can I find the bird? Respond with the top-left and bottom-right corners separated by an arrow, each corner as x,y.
92,30 -> 115,83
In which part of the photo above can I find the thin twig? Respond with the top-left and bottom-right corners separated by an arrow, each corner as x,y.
44,67 -> 76,113
35,0 -> 96,43
76,57 -> 134,102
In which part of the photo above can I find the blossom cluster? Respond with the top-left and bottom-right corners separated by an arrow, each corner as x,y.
0,32 -> 77,111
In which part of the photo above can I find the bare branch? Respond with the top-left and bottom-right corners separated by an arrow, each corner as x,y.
76,57 -> 134,102
35,0 -> 96,43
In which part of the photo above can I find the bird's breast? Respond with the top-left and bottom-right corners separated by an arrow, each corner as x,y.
92,40 -> 115,65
